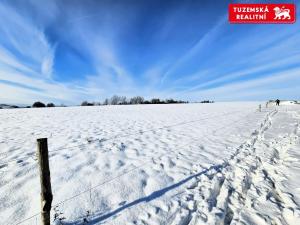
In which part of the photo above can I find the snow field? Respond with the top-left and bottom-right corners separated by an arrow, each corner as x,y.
0,103 -> 299,225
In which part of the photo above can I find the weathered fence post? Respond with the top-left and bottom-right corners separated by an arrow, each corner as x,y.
37,138 -> 53,225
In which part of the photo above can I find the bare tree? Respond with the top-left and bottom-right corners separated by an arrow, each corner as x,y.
151,98 -> 163,104
103,98 -> 109,105
101,95 -> 187,106
130,96 -> 144,104
119,96 -> 127,105
110,95 -> 121,105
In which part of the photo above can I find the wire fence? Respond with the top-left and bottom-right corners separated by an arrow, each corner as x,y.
0,106 -> 278,225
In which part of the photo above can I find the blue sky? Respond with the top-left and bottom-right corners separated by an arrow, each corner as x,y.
0,0 -> 299,105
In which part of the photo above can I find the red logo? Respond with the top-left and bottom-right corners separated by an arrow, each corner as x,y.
229,4 -> 296,24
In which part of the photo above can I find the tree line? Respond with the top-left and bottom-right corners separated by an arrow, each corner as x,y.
0,97 -> 216,109
1,97 -> 215,109
28,97 -> 186,108
27,96 -> 216,108
81,95 -> 188,106
19,97 -> 187,108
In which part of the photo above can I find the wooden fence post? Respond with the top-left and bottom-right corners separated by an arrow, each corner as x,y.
37,138 -> 53,225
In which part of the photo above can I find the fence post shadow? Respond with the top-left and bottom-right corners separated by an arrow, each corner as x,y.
75,164 -> 225,225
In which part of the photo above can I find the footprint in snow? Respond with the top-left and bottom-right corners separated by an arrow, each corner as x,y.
119,201 -> 126,206
119,143 -> 126,151
0,164 -> 8,169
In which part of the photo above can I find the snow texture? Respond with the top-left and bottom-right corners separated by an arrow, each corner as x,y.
0,102 -> 299,225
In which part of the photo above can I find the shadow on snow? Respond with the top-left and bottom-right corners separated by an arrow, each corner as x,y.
62,164 -> 225,225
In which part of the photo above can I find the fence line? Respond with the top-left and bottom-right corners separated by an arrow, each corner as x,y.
14,133 -> 210,225
12,148 -> 179,224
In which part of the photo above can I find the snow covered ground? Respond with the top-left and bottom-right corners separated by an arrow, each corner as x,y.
0,102 -> 299,225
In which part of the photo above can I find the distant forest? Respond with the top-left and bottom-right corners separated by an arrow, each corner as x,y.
0,96 -> 214,109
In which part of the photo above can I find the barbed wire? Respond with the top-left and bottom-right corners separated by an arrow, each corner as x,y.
12,143 -> 186,225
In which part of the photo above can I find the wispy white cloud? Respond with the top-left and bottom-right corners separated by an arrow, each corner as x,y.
178,68 -> 300,101
0,1 -> 93,104
0,46 -> 36,75
59,4 -> 143,99
176,53 -> 300,94
163,10 -> 300,101
0,3 -> 56,76
0,0 -> 299,104
160,15 -> 227,84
